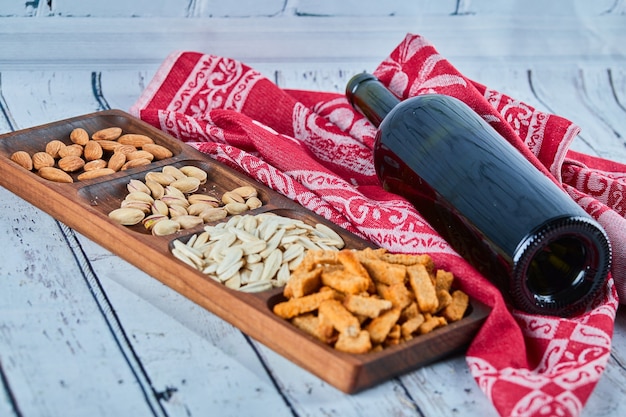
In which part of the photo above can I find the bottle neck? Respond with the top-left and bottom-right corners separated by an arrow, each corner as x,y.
345,73 -> 401,127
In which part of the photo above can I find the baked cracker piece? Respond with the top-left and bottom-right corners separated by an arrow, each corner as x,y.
273,289 -> 338,319
343,293 -> 393,318
283,266 -> 323,298
291,313 -> 335,344
360,258 -> 407,286
407,264 -> 439,314
418,314 -> 447,335
400,314 -> 425,339
318,299 -> 361,337
321,268 -> 371,295
366,307 -> 402,345
334,330 -> 372,354
377,282 -> 414,310
441,290 -> 469,322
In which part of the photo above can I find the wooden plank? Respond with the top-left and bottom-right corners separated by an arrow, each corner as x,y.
529,67 -> 626,163
0,15 -> 625,70
0,189 -> 162,416
75,240 -> 295,417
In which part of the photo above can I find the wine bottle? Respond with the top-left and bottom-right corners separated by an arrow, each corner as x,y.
346,73 -> 611,316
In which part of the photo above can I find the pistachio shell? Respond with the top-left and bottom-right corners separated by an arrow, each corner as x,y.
231,186 -> 258,199
175,215 -> 204,230
171,177 -> 201,194
179,165 -> 208,184
145,179 -> 165,199
127,179 -> 151,195
151,219 -> 180,236
108,208 -> 145,225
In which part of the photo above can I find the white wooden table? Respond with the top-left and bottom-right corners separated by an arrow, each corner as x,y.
1,2 -> 625,416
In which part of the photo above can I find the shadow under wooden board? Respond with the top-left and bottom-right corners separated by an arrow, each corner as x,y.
0,109 -> 490,393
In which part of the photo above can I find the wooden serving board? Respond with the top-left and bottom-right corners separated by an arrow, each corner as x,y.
0,109 -> 489,393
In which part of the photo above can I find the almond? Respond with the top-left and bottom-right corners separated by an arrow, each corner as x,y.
10,151 -> 33,170
84,159 -> 107,171
117,134 -> 154,147
58,143 -> 83,158
32,151 -> 56,170
77,168 -> 116,181
38,166 -> 73,183
92,127 -> 122,141
58,155 -> 86,172
97,140 -> 121,152
70,127 -> 90,145
113,144 -> 137,155
142,143 -> 173,160
121,158 -> 151,171
126,150 -> 154,161
83,140 -> 103,161
107,152 -> 126,171
45,140 -> 66,158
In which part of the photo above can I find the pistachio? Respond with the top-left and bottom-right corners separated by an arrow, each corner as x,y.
171,177 -> 201,194
199,207 -> 228,223
151,199 -> 169,216
127,179 -> 152,195
187,194 -> 220,206
231,186 -> 258,199
145,171 -> 176,186
175,215 -> 204,230
179,165 -> 208,184
222,191 -> 245,205
151,219 -> 180,236
124,191 -> 154,204
225,202 -> 249,215
108,207 -> 145,225
246,196 -> 263,210
142,213 -> 168,231
145,179 -> 165,199
162,165 -> 186,180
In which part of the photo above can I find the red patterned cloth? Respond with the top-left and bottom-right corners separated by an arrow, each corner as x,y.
130,34 -> 625,417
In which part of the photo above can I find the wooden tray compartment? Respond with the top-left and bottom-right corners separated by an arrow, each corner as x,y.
0,109 -> 490,393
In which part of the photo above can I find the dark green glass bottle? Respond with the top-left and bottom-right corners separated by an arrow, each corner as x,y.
346,73 -> 611,316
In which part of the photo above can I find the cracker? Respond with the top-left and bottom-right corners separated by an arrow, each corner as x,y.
343,293 -> 393,318
407,264 -> 439,313
441,290 -> 469,322
366,307 -> 402,345
273,289 -> 337,319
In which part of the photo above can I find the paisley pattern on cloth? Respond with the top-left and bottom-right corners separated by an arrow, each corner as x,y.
131,33 -> 626,417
